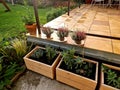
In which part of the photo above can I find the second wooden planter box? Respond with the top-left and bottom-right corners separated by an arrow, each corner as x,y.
100,64 -> 120,90
56,58 -> 98,90
23,46 -> 61,79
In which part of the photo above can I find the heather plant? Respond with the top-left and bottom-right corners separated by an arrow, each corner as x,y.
42,27 -> 53,38
57,27 -> 69,41
71,31 -> 86,44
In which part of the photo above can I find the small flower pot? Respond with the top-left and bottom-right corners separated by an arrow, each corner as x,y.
46,35 -> 51,39
25,23 -> 36,35
59,37 -> 64,41
75,40 -> 81,44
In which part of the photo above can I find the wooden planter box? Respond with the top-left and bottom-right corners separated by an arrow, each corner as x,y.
23,46 -> 61,79
100,64 -> 120,90
56,58 -> 98,90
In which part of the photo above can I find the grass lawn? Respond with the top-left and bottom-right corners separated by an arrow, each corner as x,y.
0,3 -> 55,41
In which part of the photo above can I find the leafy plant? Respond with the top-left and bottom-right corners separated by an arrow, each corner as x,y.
72,31 -> 86,41
46,46 -> 57,63
30,48 -> 44,60
30,46 -> 57,64
11,38 -> 29,64
22,0 -> 35,25
46,7 -> 68,22
11,38 -> 27,58
57,27 -> 69,38
0,36 -> 32,65
0,62 -> 24,90
62,49 -> 95,79
102,65 -> 120,89
62,48 -> 75,70
41,27 -> 53,38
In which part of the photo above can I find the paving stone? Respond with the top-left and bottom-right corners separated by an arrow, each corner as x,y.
12,71 -> 77,90
112,40 -> 120,54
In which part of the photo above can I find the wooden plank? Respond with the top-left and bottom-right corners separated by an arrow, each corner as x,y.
56,58 -> 98,90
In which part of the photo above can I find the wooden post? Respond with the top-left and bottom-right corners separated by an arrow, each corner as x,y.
0,0 -> 10,11
68,0 -> 70,16
79,0 -> 80,8
32,0 -> 41,35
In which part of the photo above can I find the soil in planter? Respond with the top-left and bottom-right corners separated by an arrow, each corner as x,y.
60,61 -> 96,80
104,68 -> 120,89
29,49 -> 58,65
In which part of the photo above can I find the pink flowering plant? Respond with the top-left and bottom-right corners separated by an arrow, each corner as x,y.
42,27 -> 53,38
57,27 -> 69,38
72,31 -> 86,44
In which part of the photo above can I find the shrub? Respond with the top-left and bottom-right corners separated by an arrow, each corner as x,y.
46,7 -> 68,22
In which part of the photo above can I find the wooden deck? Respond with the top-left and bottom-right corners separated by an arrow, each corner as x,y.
44,4 -> 120,54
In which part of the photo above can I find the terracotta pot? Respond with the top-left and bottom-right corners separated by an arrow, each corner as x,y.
85,0 -> 92,4
46,35 -> 51,39
25,23 -> 36,35
59,37 -> 64,41
75,40 -> 81,44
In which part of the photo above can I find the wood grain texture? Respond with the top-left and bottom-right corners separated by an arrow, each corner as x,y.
56,58 -> 98,90
24,46 -> 61,79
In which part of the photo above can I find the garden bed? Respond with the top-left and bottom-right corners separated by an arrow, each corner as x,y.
24,46 -> 61,79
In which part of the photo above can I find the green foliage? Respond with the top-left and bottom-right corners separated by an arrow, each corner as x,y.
62,49 -> 75,70
62,49 -> 95,78
30,46 -> 57,64
0,62 -> 24,90
30,49 -> 44,59
21,0 -> 35,25
46,46 -> 57,62
0,34 -> 32,65
102,65 -> 120,89
11,38 -> 27,58
47,7 -> 68,22
0,4 -> 54,41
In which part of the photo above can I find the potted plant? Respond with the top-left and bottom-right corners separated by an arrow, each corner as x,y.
23,46 -> 61,79
22,1 -> 36,35
56,49 -> 98,90
71,31 -> 86,45
41,27 -> 53,39
101,64 -> 120,90
57,27 -> 69,41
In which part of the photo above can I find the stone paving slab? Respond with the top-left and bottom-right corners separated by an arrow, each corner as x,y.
112,39 -> 120,54
43,5 -> 120,54
12,71 -> 77,90
85,36 -> 112,52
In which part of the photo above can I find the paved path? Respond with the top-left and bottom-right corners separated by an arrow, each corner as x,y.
12,71 -> 77,90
